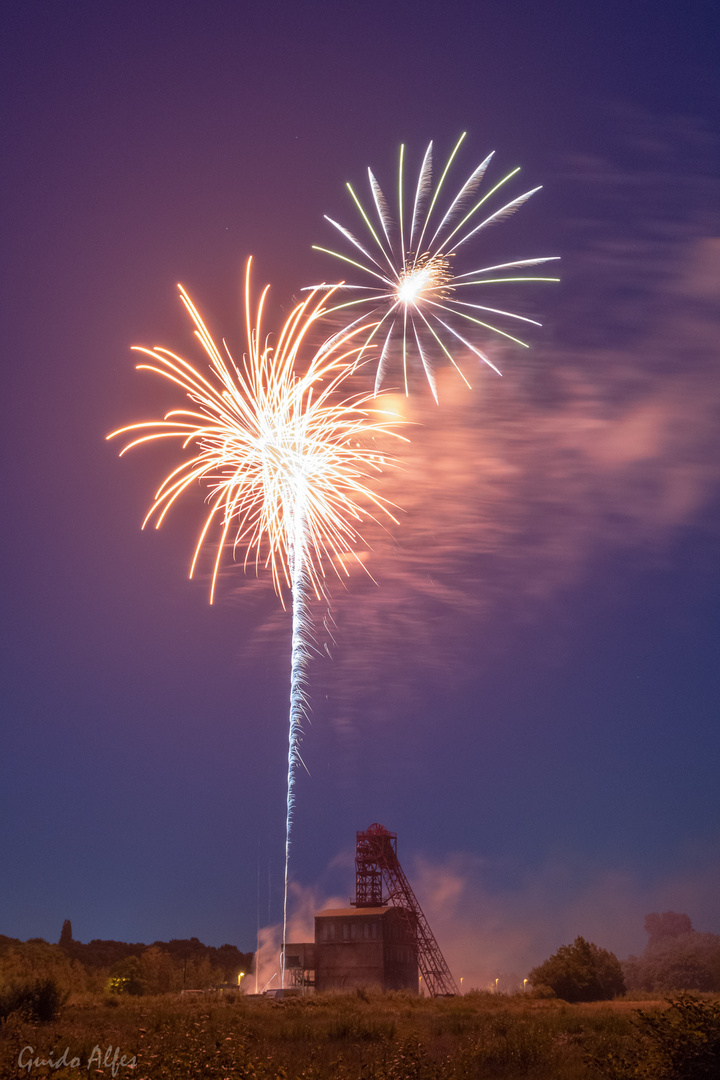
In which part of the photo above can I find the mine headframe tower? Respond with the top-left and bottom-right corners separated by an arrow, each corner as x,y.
352,823 -> 459,996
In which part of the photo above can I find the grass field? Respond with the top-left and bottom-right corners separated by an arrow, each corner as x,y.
1,989 -> 692,1079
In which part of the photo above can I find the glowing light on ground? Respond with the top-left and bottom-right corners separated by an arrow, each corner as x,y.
310,133 -> 559,399
108,258 -> 402,984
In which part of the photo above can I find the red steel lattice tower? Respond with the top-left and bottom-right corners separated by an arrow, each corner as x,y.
352,823 -> 459,996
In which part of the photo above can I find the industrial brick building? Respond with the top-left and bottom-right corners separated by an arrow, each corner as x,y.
283,824 -> 457,996
313,904 -> 418,992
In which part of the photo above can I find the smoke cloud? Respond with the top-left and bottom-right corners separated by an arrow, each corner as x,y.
228,119 -> 720,730
277,229 -> 720,725
410,844 -> 720,989
255,840 -> 720,993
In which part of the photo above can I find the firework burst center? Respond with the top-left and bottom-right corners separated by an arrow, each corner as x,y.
396,252 -> 454,306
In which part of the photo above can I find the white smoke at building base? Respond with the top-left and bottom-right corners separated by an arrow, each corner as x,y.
250,880 -> 346,994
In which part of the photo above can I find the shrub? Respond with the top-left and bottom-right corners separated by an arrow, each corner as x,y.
529,936 -> 625,1003
0,978 -> 65,1023
591,995 -> 720,1080
636,996 -> 720,1079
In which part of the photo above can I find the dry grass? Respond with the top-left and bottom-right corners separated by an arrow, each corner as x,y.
0,990 -> 711,1079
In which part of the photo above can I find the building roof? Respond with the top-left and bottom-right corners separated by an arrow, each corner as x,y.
316,906 -> 392,918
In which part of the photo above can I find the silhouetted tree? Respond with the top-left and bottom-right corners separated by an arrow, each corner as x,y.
624,915 -> 720,993
644,911 -> 693,946
529,936 -> 625,1002
59,920 -> 73,949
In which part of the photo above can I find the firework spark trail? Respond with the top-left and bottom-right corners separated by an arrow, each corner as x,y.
284,514 -> 312,988
309,133 -> 559,399
108,258 -> 402,984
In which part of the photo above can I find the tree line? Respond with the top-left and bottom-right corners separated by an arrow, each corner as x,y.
528,911 -> 720,1002
624,911 -> 720,994
0,920 -> 253,997
3,910 -> 718,1002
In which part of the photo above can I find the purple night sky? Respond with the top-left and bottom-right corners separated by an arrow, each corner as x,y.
2,1 -> 719,986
